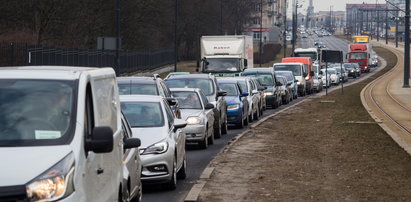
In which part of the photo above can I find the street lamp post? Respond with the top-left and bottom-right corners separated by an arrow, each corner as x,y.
115,0 -> 120,72
404,0 -> 410,87
174,0 -> 178,72
283,0 -> 287,58
259,0 -> 263,67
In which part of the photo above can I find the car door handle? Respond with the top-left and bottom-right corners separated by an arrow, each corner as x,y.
97,168 -> 104,175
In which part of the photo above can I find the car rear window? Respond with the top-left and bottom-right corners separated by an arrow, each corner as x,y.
118,84 -> 158,95
121,102 -> 164,127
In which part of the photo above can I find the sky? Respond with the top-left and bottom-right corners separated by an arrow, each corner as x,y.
295,0 -> 386,13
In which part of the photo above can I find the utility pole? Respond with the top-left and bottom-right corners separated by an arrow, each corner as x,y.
220,0 -> 223,34
259,0 -> 263,67
174,0 -> 178,72
292,0 -> 297,55
377,10 -> 380,41
395,11 -> 399,48
385,9 -> 388,45
283,0 -> 287,58
115,0 -> 120,72
404,0 -> 410,87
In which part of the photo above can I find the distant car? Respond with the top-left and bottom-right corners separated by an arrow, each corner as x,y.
332,65 -> 348,82
248,77 -> 266,116
286,35 -> 292,41
165,72 -> 190,79
320,70 -> 331,88
276,75 -> 292,104
165,74 -> 228,137
117,75 -> 182,118
170,88 -> 215,149
343,63 -> 357,78
327,68 -> 340,85
242,68 -> 282,109
350,63 -> 362,77
312,74 -> 323,92
228,77 -> 261,122
217,78 -> 250,128
120,95 -> 187,190
275,70 -> 298,99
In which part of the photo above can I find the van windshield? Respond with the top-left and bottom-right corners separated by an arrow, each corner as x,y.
294,52 -> 317,61
203,58 -> 241,73
274,65 -> 302,76
0,79 -> 77,146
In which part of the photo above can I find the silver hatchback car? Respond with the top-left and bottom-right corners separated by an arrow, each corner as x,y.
170,88 -> 215,149
120,95 -> 187,190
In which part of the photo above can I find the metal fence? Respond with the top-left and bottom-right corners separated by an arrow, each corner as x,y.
0,42 -> 174,75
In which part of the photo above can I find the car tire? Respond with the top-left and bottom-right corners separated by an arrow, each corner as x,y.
237,115 -> 245,128
244,113 -> 249,126
164,158 -> 177,190
221,117 -> 228,135
214,118 -> 222,139
253,107 -> 259,120
199,129 -> 208,149
177,155 -> 187,180
208,128 -> 214,145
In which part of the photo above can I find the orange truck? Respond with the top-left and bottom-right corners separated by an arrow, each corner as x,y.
347,44 -> 370,72
281,57 -> 315,94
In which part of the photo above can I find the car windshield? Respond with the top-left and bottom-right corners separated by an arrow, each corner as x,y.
0,79 -> 76,146
274,65 -> 302,76
166,78 -> 214,96
294,52 -> 317,61
171,91 -> 202,109
244,73 -> 274,86
276,72 -> 294,82
276,77 -> 286,85
118,84 -> 158,95
204,58 -> 241,72
121,102 -> 164,127
219,83 -> 239,96
344,64 -> 353,70
349,52 -> 367,60
328,69 -> 337,74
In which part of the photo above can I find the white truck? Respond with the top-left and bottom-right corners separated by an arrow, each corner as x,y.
200,35 -> 253,77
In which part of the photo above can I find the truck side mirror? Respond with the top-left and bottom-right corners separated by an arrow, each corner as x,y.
244,59 -> 248,67
303,72 -> 308,77
310,71 -> 315,77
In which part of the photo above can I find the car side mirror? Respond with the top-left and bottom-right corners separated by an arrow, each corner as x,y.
167,97 -> 178,106
244,59 -> 248,67
295,79 -> 299,82
173,119 -> 187,132
86,126 -> 114,153
124,138 -> 141,149
205,103 -> 215,109
251,89 -> 258,95
241,92 -> 249,97
303,72 -> 308,77
217,90 -> 227,97
276,81 -> 282,87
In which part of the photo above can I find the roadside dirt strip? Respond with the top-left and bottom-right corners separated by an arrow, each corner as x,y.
361,45 -> 411,155
185,46 -> 411,201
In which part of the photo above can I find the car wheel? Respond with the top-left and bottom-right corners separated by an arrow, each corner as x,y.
177,154 -> 187,180
244,113 -> 249,126
221,117 -> 228,135
253,107 -> 259,120
272,98 -> 278,109
208,127 -> 214,145
199,129 -> 208,149
164,158 -> 177,190
214,118 -> 222,138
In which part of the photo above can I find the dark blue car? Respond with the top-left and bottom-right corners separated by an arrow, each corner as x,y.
217,78 -> 249,128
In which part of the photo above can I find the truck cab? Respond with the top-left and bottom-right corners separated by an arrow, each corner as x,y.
200,35 -> 253,77
347,44 -> 370,72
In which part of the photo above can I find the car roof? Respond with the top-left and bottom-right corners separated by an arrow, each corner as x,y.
165,73 -> 213,80
119,95 -> 163,102
169,87 -> 200,93
117,77 -> 157,84
243,68 -> 273,74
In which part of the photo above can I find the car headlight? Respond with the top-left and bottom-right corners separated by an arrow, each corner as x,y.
26,153 -> 75,201
297,81 -> 301,85
227,104 -> 240,110
142,141 -> 169,155
365,66 -> 368,69
264,92 -> 273,96
351,70 -> 354,72
186,116 -> 202,125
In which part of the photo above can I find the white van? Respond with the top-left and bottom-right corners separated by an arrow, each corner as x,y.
273,63 -> 307,96
0,66 -> 140,201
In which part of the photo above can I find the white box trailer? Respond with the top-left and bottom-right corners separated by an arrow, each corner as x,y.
200,35 -> 253,76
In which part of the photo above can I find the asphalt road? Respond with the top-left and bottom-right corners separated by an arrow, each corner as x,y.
143,35 -> 351,202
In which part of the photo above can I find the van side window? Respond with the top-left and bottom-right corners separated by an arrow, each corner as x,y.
92,77 -> 118,132
84,84 -> 95,153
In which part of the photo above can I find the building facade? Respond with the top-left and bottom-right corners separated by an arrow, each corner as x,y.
346,4 -> 387,35
243,0 -> 287,42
